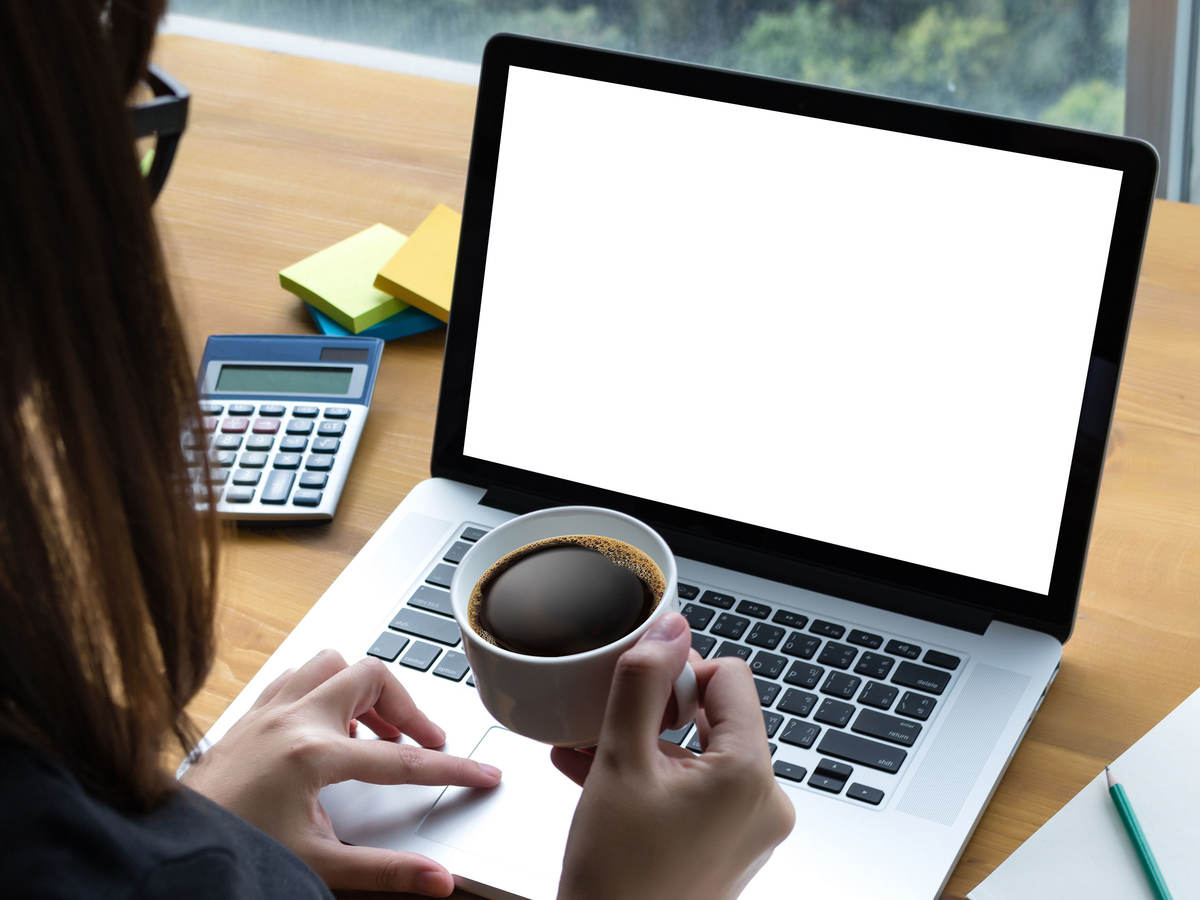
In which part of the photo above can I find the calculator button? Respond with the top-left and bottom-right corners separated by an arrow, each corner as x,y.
324,407 -> 351,419
212,450 -> 237,467
292,406 -> 319,418
317,421 -> 345,437
298,471 -> 327,489
239,452 -> 268,468
292,489 -> 323,507
258,404 -> 285,416
252,418 -> 280,434
279,436 -> 307,452
227,403 -> 255,416
245,434 -> 274,451
312,437 -> 340,454
213,434 -> 242,450
232,468 -> 261,486
209,469 -> 229,484
224,486 -> 254,503
273,453 -> 302,469
304,455 -> 333,472
285,420 -> 313,435
199,402 -> 223,414
221,418 -> 249,434
261,470 -> 296,505
202,416 -> 219,432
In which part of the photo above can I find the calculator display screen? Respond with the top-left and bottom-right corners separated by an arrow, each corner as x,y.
215,365 -> 353,395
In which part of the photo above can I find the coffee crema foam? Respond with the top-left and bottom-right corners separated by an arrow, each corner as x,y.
468,534 -> 666,655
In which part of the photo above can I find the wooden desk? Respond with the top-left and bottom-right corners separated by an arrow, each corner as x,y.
155,34 -> 1200,899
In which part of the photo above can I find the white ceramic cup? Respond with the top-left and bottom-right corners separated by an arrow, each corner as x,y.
450,506 -> 697,748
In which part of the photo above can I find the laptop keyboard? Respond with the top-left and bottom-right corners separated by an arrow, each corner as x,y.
366,523 -> 967,809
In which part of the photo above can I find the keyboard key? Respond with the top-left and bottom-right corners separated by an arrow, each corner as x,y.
858,681 -> 899,710
213,449 -> 237,467
280,435 -> 308,452
443,541 -> 472,564
691,633 -> 717,658
252,418 -> 280,434
681,603 -> 714,631
258,404 -> 285,416
781,632 -> 821,659
749,651 -> 787,680
746,623 -> 786,650
227,403 -> 255,416
699,590 -> 735,609
714,642 -> 752,661
885,639 -> 921,659
214,434 -> 242,450
895,691 -> 936,721
768,742 -> 777,756
399,641 -> 440,671
772,609 -> 808,629
273,453 -> 302,470
736,599 -> 771,619
433,651 -> 471,681
312,437 -> 340,454
285,420 -> 314,435
260,470 -> 295,505
367,631 -> 408,662
298,471 -> 327,489
847,629 -> 883,649
323,406 -> 351,419
467,675 -> 476,688
852,709 -> 922,747
292,489 -> 323,507
772,761 -> 807,783
783,661 -> 824,689
780,719 -> 821,749
814,698 -> 854,728
408,586 -> 454,617
389,608 -> 462,646
763,710 -> 784,737
807,773 -> 845,794
232,468 -> 261,486
318,421 -> 346,437
677,582 -> 699,600
924,649 -> 961,670
810,619 -> 845,639
754,678 -> 782,707
817,729 -> 908,774
660,724 -> 691,745
820,671 -> 862,700
817,641 -> 857,669
224,486 -> 254,503
778,689 -> 818,718
815,758 -> 853,781
239,451 -> 268,468
292,405 -> 319,417
461,526 -> 489,542
425,564 -> 456,590
854,651 -> 895,680
847,783 -> 884,805
892,661 -> 951,695
304,455 -> 333,471
686,733 -> 704,754
245,434 -> 274,451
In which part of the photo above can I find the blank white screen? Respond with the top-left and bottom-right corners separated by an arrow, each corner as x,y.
463,67 -> 1123,595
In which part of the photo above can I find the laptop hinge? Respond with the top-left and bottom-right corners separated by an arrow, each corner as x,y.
479,486 -> 994,636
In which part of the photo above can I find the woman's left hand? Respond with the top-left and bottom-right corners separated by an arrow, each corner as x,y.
182,649 -> 501,896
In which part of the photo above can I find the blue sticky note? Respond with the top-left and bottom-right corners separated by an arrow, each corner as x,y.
305,302 -> 442,341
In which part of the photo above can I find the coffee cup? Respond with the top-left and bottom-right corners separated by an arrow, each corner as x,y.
450,506 -> 696,747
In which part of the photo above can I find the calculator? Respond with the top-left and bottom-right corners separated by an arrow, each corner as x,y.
194,334 -> 384,521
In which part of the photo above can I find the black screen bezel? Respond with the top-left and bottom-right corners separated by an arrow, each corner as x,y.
432,35 -> 1158,643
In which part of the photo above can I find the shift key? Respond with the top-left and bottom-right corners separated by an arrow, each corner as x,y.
816,729 -> 907,774
389,608 -> 461,646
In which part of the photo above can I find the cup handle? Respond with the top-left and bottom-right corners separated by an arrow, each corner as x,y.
668,661 -> 698,731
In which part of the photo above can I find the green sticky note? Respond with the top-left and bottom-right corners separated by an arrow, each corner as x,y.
280,223 -> 410,333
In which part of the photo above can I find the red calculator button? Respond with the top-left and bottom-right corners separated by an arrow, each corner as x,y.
221,417 -> 249,433
252,418 -> 280,434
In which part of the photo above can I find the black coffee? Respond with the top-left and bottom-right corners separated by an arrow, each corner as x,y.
468,534 -> 666,657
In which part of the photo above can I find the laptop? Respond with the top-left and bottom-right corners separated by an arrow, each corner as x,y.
191,35 -> 1157,899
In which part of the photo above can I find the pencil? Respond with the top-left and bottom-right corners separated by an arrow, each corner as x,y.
1105,766 -> 1173,900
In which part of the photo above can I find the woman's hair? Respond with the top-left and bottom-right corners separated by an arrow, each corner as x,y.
0,0 -> 219,810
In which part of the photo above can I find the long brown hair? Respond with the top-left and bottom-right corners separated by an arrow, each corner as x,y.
0,0 -> 219,810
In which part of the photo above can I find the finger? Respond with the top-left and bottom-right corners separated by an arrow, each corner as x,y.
310,843 -> 455,896
597,613 -> 691,760
309,657 -> 446,748
690,657 -> 719,748
694,656 -> 765,757
549,746 -> 594,787
250,666 -> 296,710
275,649 -> 348,703
357,709 -> 401,740
325,739 -> 502,789
658,649 -> 704,732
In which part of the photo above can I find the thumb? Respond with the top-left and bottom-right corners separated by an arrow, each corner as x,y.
310,843 -> 455,896
597,612 -> 691,760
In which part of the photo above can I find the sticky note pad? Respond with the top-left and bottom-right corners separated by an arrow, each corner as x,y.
374,204 -> 460,322
280,224 -> 410,333
304,302 -> 442,341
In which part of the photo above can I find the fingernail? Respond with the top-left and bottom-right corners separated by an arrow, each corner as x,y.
478,763 -> 502,780
645,612 -> 686,641
416,870 -> 450,896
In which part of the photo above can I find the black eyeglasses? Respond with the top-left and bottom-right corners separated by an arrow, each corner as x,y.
129,64 -> 189,203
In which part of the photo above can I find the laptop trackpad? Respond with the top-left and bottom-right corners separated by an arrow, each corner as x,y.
417,727 -> 581,874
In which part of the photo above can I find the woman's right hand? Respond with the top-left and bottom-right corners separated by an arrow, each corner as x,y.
550,612 -> 795,900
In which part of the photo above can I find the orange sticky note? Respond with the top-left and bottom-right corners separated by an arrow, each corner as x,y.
374,204 -> 460,323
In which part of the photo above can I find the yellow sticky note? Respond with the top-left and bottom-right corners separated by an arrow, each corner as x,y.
280,223 -> 410,333
374,204 -> 460,323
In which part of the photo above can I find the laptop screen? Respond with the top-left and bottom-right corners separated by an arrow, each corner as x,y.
461,66 -> 1124,597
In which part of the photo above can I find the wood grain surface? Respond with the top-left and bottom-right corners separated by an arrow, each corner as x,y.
153,33 -> 1200,899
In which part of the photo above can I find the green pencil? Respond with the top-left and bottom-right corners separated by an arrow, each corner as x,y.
1106,766 -> 1173,900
